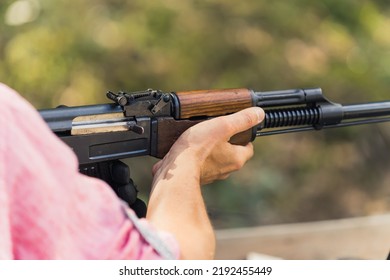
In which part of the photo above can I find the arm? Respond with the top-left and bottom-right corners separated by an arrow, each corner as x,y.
0,83 -> 179,260
146,107 -> 265,259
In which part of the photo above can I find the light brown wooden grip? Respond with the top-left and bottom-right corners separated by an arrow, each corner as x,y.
176,88 -> 253,119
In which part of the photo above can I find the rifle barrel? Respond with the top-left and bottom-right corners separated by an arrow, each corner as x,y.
257,100 -> 390,136
342,101 -> 390,120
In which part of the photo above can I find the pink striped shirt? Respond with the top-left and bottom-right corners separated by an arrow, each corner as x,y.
0,83 -> 179,259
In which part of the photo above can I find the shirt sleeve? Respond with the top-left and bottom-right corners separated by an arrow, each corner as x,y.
0,83 -> 180,260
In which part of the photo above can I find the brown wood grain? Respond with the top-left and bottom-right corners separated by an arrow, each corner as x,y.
176,88 -> 253,119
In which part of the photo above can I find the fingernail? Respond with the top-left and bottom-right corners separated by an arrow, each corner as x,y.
255,107 -> 265,123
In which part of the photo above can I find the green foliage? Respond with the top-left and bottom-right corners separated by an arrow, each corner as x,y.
2,0 -> 390,228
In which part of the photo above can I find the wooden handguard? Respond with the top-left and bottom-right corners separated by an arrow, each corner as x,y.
175,88 -> 253,119
155,88 -> 255,158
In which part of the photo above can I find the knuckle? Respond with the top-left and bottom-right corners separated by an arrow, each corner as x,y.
230,110 -> 257,133
232,155 -> 246,170
242,112 -> 256,127
232,147 -> 253,170
247,144 -> 254,157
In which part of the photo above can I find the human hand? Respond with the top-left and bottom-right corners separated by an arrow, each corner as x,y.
152,107 -> 265,185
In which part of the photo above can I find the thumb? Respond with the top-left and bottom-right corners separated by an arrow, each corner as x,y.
223,107 -> 265,136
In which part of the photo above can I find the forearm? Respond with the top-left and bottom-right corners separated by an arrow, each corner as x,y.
145,108 -> 264,259
146,151 -> 215,260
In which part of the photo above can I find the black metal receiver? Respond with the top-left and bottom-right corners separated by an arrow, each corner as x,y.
39,87 -> 390,217
40,89 -> 175,164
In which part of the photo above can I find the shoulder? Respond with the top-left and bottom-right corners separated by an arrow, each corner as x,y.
0,83 -> 40,118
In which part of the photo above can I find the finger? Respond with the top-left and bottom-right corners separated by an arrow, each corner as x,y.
232,142 -> 255,164
224,142 -> 254,170
224,107 -> 265,135
200,142 -> 254,182
152,160 -> 163,175
182,107 -> 264,145
203,107 -> 264,141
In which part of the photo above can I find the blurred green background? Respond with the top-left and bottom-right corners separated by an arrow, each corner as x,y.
1,0 -> 390,228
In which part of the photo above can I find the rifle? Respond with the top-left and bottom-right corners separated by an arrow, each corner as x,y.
39,87 -> 390,217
